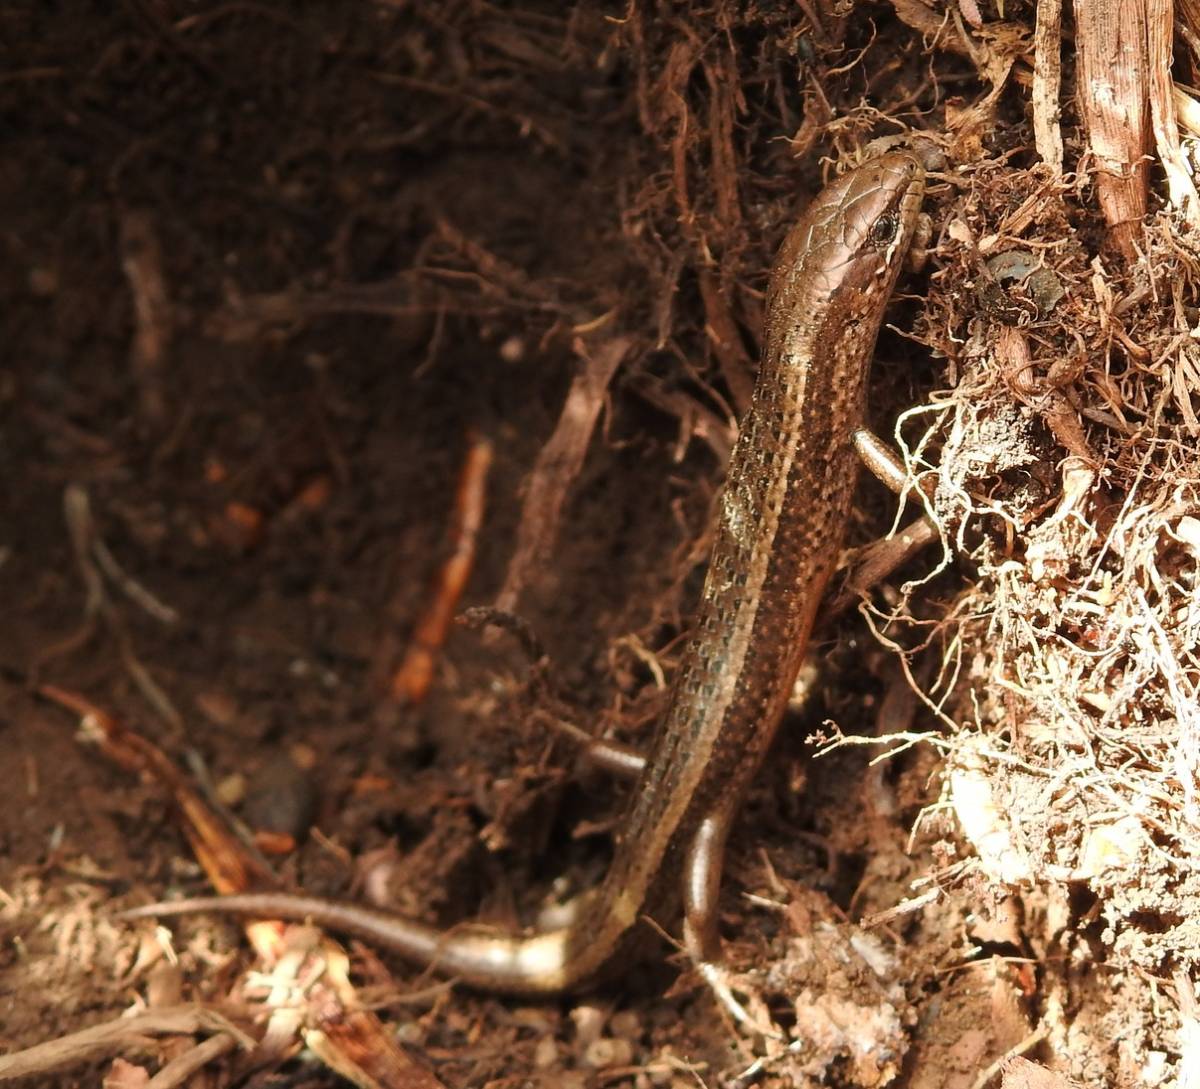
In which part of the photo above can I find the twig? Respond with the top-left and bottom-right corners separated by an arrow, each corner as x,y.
0,1007 -> 251,1081
388,432 -> 494,706
495,334 -> 633,613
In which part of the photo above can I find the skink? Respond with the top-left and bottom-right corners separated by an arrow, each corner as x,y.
122,151 -> 927,993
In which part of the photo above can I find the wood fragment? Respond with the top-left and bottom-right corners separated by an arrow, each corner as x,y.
0,1007 -> 251,1081
824,517 -> 941,620
144,1032 -> 239,1089
1031,0 -> 1064,173
1146,0 -> 1200,223
889,0 -> 976,56
1073,0 -> 1151,257
307,1006 -> 446,1089
495,335 -> 632,614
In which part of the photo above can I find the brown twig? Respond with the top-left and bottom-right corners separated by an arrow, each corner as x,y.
495,334 -> 633,614
0,1008 -> 252,1082
119,209 -> 173,427
388,432 -> 494,706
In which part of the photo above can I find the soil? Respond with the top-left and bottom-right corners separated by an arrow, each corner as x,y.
2,3 -> 1194,1088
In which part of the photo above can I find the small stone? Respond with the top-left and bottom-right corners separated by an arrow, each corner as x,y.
583,1036 -> 634,1069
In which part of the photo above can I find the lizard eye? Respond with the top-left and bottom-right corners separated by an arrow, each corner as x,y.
869,213 -> 899,247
